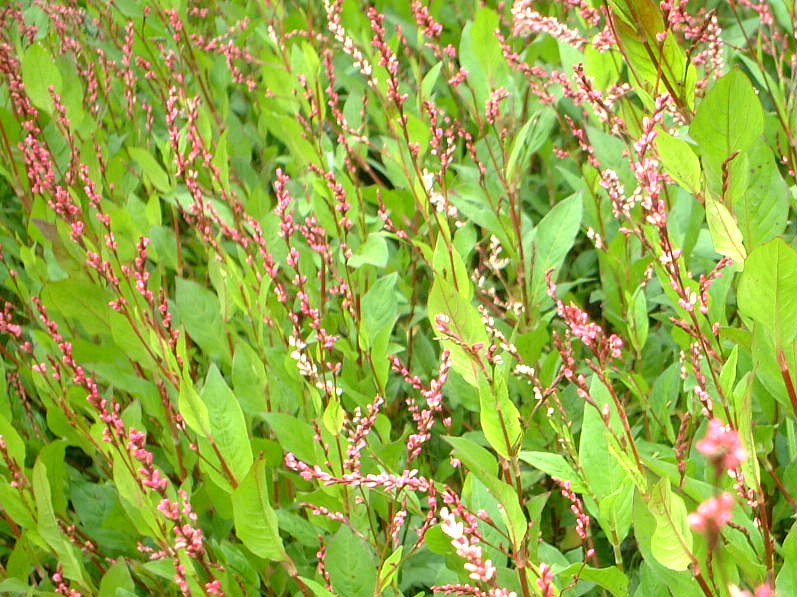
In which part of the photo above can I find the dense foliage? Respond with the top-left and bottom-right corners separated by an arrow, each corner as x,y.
0,1 -> 796,596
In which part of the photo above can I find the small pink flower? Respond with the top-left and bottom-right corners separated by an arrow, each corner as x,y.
688,492 -> 735,533
729,584 -> 775,597
697,419 -> 748,471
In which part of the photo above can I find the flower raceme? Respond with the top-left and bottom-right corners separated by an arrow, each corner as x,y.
688,492 -> 735,534
689,420 -> 749,537
697,418 -> 749,472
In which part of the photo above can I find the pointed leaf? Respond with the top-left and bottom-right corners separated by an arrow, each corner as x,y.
232,457 -> 286,561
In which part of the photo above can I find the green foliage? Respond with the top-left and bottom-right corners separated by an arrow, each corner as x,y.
0,1 -> 795,597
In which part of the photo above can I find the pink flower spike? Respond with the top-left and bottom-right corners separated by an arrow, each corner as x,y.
697,418 -> 748,471
688,492 -> 735,534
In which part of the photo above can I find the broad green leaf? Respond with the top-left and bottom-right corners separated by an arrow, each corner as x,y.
691,69 -> 763,166
458,8 -> 507,107
559,563 -> 629,597
200,364 -> 253,485
128,147 -> 172,193
738,238 -> 797,348
609,1 -> 695,111
506,109 -> 556,182
655,132 -> 701,194
175,278 -> 232,365
777,522 -> 797,595
41,279 -> 113,337
528,193 -> 583,306
444,435 -> 498,481
33,459 -> 87,587
326,526 -> 377,597
322,394 -> 344,435
263,413 -> 318,464
519,452 -> 586,493
21,43 -> 62,114
432,235 -> 471,299
377,546 -> 403,593
232,340 -> 268,415
99,561 -> 134,597
37,440 -> 68,515
648,479 -> 693,571
360,272 -> 400,388
486,477 -> 528,550
299,577 -> 338,597
111,456 -> 159,537
444,436 -> 526,549
360,272 -> 400,349
705,192 -> 747,267
627,287 -> 649,353
732,373 -> 760,492
579,376 -> 632,500
348,233 -> 389,268
424,525 -> 455,554
178,372 -> 211,436
731,141 -> 789,249
232,457 -> 286,561
0,414 -> 25,470
599,480 -> 635,545
479,374 -> 522,459
0,482 -> 37,529
428,276 -> 488,386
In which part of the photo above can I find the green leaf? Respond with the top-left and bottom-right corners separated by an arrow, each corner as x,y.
444,436 -> 526,549
200,364 -> 253,486
299,577 -> 338,597
655,132 -> 701,194
705,191 -> 747,267
433,235 -> 472,299
263,413 -> 319,464
175,278 -> 232,365
738,238 -> 797,348
633,491 -> 706,596
627,287 -> 649,353
377,546 -> 403,593
0,414 -> 25,471
444,435 -> 498,481
360,272 -> 400,388
178,372 -> 211,436
21,43 -> 62,114
610,1 -> 695,111
0,482 -> 37,529
731,141 -> 789,249
599,480 -> 635,546
777,521 -> 797,595
232,340 -> 268,415
231,456 -> 286,561
691,69 -> 763,165
479,374 -> 522,459
41,279 -> 113,337
519,452 -> 586,493
128,147 -> 172,193
33,459 -> 87,587
111,455 -> 159,536
559,563 -> 629,597
428,275 -> 488,386
348,233 -> 389,268
360,272 -> 399,348
579,376 -> 632,500
322,394 -> 344,435
506,108 -> 556,182
648,479 -> 693,571
458,8 -> 507,107
326,526 -> 377,597
99,561 -> 134,597
529,193 -> 583,306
